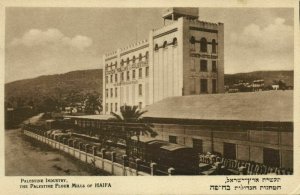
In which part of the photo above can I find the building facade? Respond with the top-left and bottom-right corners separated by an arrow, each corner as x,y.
103,8 -> 224,114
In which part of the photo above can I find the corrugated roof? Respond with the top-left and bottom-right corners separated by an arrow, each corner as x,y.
143,91 -> 293,122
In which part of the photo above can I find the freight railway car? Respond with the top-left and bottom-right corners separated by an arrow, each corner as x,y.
129,137 -> 199,175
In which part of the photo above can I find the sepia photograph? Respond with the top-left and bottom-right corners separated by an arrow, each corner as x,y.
2,1 -> 299,194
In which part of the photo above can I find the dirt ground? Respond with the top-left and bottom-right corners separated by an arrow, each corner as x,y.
5,128 -> 100,176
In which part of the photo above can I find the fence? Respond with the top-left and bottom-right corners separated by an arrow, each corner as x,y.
22,125 -> 175,176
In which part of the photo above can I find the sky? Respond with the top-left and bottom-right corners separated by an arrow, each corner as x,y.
5,7 -> 294,83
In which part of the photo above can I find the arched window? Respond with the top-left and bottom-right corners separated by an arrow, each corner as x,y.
155,44 -> 159,51
132,55 -> 136,63
145,51 -> 149,59
173,38 -> 178,46
200,38 -> 207,52
139,53 -> 142,61
190,36 -> 195,44
126,57 -> 130,64
212,39 -> 217,54
163,41 -> 168,48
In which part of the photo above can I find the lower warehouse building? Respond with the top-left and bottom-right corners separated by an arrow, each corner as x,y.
67,90 -> 293,171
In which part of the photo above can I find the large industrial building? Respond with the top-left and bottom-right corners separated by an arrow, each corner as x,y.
103,8 -> 224,114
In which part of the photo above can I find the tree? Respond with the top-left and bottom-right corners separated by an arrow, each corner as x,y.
84,93 -> 102,114
109,105 -> 157,156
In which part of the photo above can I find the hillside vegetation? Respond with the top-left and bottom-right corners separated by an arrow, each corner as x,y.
224,70 -> 293,87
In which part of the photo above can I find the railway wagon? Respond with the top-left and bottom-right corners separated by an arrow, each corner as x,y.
129,137 -> 199,175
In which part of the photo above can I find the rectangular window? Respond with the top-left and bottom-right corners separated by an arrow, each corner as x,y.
212,61 -> 217,72
110,75 -> 113,83
223,143 -> 236,160
263,148 -> 280,167
200,79 -> 208,93
110,103 -> 113,113
127,71 -> 130,81
146,67 -> 149,77
212,79 -> 217,93
190,59 -> 195,71
115,103 -> 118,112
105,76 -> 108,83
110,88 -> 113,97
115,74 -> 118,82
193,139 -> 203,154
138,84 -> 142,96
169,136 -> 177,144
139,68 -> 142,78
200,60 -> 208,72
105,89 -> 108,98
138,102 -> 142,109
105,103 -> 108,112
190,78 -> 196,94
121,72 -> 124,81
115,87 -> 118,97
132,70 -> 136,79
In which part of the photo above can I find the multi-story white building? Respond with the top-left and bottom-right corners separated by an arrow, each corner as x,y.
103,8 -> 224,114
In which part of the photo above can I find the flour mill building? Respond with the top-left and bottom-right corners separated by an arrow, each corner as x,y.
103,8 -> 224,114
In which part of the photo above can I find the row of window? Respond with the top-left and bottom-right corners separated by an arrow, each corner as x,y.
106,67 -> 149,84
190,37 -> 217,53
105,52 -> 149,68
191,59 -> 217,72
105,84 -> 143,99
105,102 -> 143,113
189,78 -> 217,94
154,38 -> 178,51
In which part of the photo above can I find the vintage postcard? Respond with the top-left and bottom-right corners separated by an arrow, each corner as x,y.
0,0 -> 299,194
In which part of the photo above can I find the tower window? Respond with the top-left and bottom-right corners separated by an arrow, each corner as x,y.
154,44 -> 159,51
212,79 -> 217,93
121,59 -> 124,66
132,55 -> 136,63
126,57 -> 130,64
138,84 -> 142,96
200,60 -> 208,72
132,69 -> 136,79
121,72 -> 124,81
139,68 -> 142,78
139,53 -> 142,61
212,61 -> 217,72
115,87 -> 118,97
163,41 -> 168,48
173,38 -> 177,46
110,88 -> 113,97
145,67 -> 149,77
212,39 -> 217,54
200,79 -> 208,93
115,74 -> 118,82
110,75 -> 113,83
115,103 -> 118,112
190,36 -> 195,44
200,38 -> 207,52
105,89 -> 108,98
126,71 -> 130,80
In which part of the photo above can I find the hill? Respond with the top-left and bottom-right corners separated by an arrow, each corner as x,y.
5,69 -> 103,107
5,69 -> 293,106
224,70 -> 293,87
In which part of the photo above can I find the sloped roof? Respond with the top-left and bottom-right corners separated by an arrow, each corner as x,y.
66,114 -> 112,120
143,91 -> 293,122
